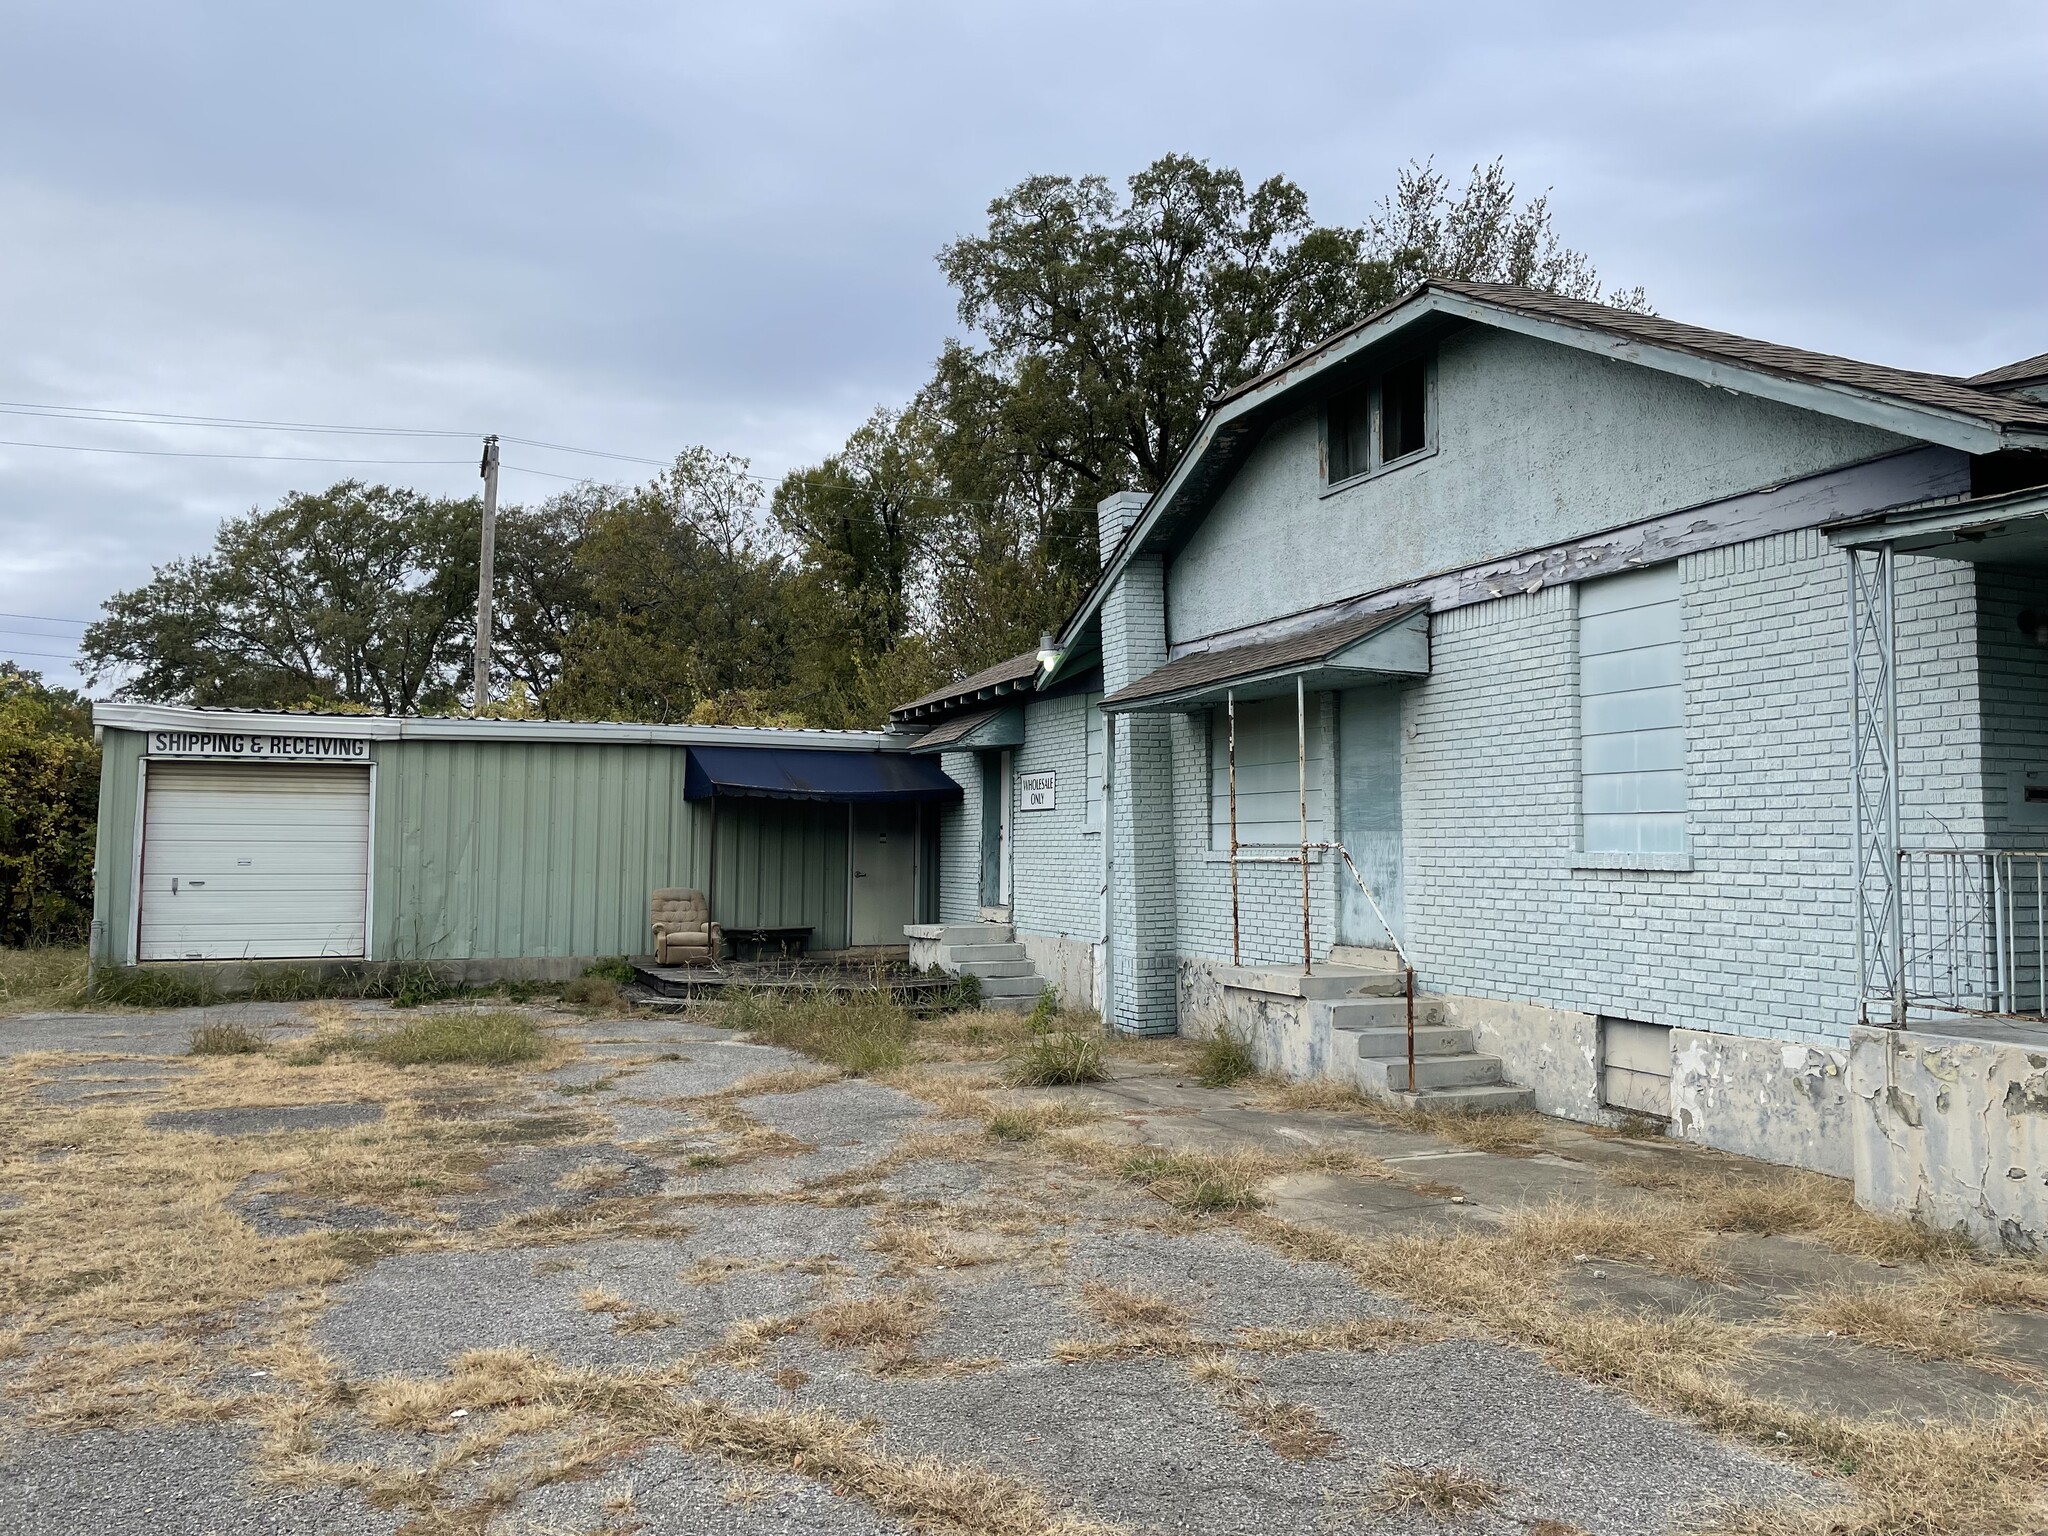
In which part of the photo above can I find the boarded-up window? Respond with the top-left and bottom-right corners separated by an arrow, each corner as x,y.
1084,692 -> 1105,832
1600,1017 -> 1672,1117
1210,695 -> 1328,847
1580,566 -> 1686,855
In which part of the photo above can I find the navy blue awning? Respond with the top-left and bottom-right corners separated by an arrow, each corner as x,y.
684,745 -> 964,803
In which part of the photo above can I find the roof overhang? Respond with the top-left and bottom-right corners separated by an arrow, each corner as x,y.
903,706 -> 1026,755
1826,486 -> 2048,569
92,702 -> 886,751
1058,285 -> 2048,657
1102,605 -> 1429,715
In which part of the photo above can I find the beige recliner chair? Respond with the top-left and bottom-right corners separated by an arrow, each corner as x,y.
651,888 -> 722,965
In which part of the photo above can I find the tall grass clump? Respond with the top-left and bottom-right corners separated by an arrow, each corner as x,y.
188,1021 -> 266,1055
356,1009 -> 546,1066
0,946 -> 90,1014
727,987 -> 916,1076
87,967 -> 224,1009
1194,1024 -> 1258,1088
1007,1028 -> 1106,1087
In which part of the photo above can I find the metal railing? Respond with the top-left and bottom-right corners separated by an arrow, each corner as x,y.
1901,848 -> 2048,1016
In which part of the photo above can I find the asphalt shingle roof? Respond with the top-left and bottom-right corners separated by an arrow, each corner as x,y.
1220,279 -> 2048,433
1100,605 -> 1423,711
1968,351 -> 2048,390
892,649 -> 1040,719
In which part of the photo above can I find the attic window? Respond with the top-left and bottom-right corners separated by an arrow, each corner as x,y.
1328,385 -> 1373,482
1381,357 -> 1429,462
1324,352 -> 1434,487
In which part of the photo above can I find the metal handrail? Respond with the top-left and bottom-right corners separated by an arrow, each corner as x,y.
1899,847 -> 2048,1017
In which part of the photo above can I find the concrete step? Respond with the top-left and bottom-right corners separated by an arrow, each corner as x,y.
1385,1082 -> 1537,1114
975,974 -> 1048,999
1358,1052 -> 1507,1094
984,993 -> 1036,1014
962,959 -> 1036,979
1340,1024 -> 1474,1059
936,923 -> 1014,945
1324,997 -> 1448,1032
939,942 -> 1027,966
1217,963 -> 1405,1000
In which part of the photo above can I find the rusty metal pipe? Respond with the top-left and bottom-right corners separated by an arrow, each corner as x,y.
1298,676 -> 1311,975
1405,964 -> 1416,1094
1227,689 -> 1240,968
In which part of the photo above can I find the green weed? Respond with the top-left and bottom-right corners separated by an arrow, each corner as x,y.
187,1021 -> 266,1056
1194,1025 -> 1258,1089
354,1010 -> 546,1067
1007,1029 -> 1106,1087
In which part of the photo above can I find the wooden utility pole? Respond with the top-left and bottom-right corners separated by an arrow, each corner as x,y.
472,434 -> 500,714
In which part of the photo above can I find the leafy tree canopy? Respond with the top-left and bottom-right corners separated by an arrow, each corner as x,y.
0,665 -> 98,945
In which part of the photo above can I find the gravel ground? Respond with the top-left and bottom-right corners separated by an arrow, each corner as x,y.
0,1424 -> 402,1536
146,1101 -> 383,1135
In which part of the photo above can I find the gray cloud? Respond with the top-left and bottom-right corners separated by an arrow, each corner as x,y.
3,0 -> 2043,691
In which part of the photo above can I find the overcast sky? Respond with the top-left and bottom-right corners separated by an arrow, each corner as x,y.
3,1 -> 2044,694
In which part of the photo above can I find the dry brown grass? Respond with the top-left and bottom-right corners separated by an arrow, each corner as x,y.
1784,1283 -> 2039,1381
338,1348 -> 1122,1536
1077,1281 -> 1191,1333
1600,1161 -> 1969,1265
0,945 -> 89,1014
1367,1462 -> 1506,1518
1200,1364 -> 1338,1460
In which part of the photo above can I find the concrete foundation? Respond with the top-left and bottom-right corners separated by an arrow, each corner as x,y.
1849,1024 -> 2048,1253
1449,997 -> 1607,1123
99,954 -> 614,992
1669,1028 -> 1851,1177
1019,932 -> 1099,1013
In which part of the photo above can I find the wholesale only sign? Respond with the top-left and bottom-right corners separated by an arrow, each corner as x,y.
147,731 -> 371,761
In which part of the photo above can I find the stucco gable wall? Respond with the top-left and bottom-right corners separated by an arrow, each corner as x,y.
1166,326 -> 1919,644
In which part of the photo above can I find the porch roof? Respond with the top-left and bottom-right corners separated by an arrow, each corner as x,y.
1100,604 -> 1429,714
683,744 -> 963,803
902,706 -> 1025,755
1826,485 -> 2048,568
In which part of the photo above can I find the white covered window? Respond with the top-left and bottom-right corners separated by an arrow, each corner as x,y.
1579,565 -> 1687,855
1084,692 -> 1105,832
1210,695 -> 1327,847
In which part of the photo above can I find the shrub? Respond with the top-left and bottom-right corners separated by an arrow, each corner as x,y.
939,972 -> 983,1012
188,1021 -> 266,1056
355,1010 -> 545,1067
583,957 -> 637,985
1194,1025 -> 1258,1089
1007,1029 -> 1106,1087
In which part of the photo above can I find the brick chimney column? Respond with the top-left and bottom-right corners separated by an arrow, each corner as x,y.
1095,491 -> 1178,1036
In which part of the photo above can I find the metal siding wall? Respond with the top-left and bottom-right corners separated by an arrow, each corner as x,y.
371,740 -> 708,962
90,728 -> 147,967
711,798 -> 849,949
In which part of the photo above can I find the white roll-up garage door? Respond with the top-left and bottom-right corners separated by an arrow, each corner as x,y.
139,762 -> 371,961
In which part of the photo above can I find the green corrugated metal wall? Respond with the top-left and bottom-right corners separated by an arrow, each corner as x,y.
89,727 -> 147,968
90,730 -> 861,966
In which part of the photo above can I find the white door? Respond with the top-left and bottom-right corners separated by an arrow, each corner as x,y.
139,763 -> 371,961
849,803 -> 918,947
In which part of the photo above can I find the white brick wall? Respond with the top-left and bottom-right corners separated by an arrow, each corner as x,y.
1011,692 -> 1103,942
936,750 -> 980,923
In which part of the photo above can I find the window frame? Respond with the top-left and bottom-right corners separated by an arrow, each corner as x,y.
1575,564 -> 1691,865
1321,349 -> 1438,493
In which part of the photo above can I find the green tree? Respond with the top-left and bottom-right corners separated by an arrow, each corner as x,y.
770,408 -> 950,726
828,153 -> 1641,680
80,481 -> 482,713
0,665 -> 99,946
548,449 -> 798,723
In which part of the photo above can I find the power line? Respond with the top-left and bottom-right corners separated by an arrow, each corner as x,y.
0,438 -> 475,466
0,611 -> 90,626
1,648 -> 81,662
0,401 -> 474,439
0,628 -> 84,642
0,395 -> 1087,515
